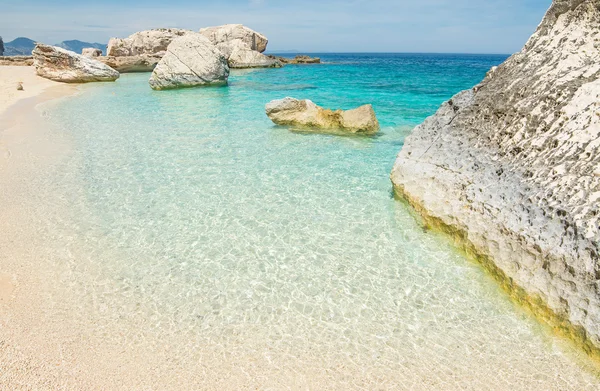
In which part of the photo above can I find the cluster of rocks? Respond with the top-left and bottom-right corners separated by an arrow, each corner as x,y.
28,24 -> 376,134
29,24 -> 327,92
86,25 -> 281,75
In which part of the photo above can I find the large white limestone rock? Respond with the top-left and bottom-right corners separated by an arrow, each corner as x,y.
107,28 -> 192,57
391,0 -> 600,348
148,33 -> 229,90
32,44 -> 119,83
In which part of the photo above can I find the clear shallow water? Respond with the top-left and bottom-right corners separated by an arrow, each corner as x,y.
29,54 -> 600,388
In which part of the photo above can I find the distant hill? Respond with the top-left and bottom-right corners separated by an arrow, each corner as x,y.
3,37 -> 106,56
4,37 -> 36,56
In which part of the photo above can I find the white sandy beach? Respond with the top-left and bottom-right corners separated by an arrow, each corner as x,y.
0,66 -> 84,389
0,66 -> 70,302
0,66 -> 63,115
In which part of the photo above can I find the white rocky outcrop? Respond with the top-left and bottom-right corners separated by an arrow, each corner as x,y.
199,24 -> 268,53
148,33 -> 229,90
266,97 -> 380,134
32,44 -> 119,83
107,28 -> 191,57
391,0 -> 600,350
82,48 -> 102,58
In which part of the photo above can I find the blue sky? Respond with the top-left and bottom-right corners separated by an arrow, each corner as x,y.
2,0 -> 551,53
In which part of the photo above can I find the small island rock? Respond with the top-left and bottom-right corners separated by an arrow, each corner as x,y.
33,44 -> 119,83
265,97 -> 380,134
148,33 -> 229,90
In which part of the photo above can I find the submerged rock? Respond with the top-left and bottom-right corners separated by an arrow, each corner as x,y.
98,54 -> 162,73
391,0 -> 600,349
82,48 -> 102,58
268,55 -> 321,64
149,33 -> 229,90
32,44 -> 119,83
107,28 -> 191,57
265,97 -> 379,134
199,24 -> 268,53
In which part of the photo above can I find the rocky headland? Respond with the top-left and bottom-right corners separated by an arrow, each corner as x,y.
391,0 -> 600,354
266,97 -> 380,135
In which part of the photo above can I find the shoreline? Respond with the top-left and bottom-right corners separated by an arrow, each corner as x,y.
0,66 -> 74,117
0,67 -> 83,388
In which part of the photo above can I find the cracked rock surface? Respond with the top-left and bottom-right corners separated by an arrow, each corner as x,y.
148,33 -> 229,90
392,0 -> 600,347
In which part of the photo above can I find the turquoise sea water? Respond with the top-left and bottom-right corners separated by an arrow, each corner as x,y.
30,54 -> 600,388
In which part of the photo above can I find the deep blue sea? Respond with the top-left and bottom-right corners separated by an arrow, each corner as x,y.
30,53 -> 600,389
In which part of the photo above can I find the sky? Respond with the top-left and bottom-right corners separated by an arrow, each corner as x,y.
1,0 -> 552,54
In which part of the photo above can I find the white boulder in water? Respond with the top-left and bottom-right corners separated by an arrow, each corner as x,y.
265,97 -> 380,134
148,33 -> 229,90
